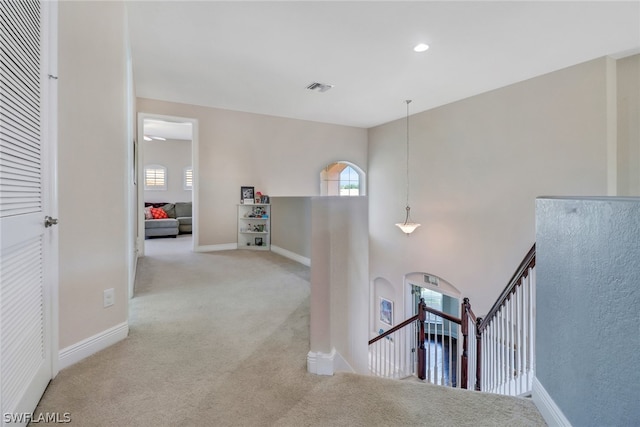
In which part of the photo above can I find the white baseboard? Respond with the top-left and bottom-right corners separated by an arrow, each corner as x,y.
195,243 -> 237,252
307,348 -> 354,376
307,349 -> 336,375
58,322 -> 129,370
271,245 -> 311,266
532,377 -> 572,427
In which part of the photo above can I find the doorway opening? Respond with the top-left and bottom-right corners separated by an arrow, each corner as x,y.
406,273 -> 461,386
136,114 -> 198,261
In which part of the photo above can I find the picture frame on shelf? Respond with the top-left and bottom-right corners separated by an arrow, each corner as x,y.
241,186 -> 254,203
380,297 -> 393,326
255,237 -> 263,246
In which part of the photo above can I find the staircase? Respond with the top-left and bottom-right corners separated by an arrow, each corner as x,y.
369,244 -> 536,397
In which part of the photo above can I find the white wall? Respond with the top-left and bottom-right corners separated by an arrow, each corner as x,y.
143,138 -> 192,203
58,1 -> 129,348
136,98 -> 368,249
309,196 -> 369,374
369,57 -> 614,317
270,197 -> 311,260
617,54 -> 640,196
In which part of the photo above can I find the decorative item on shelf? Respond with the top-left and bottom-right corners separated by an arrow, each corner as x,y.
260,194 -> 270,204
241,186 -> 255,204
255,191 -> 264,205
395,100 -> 421,235
255,237 -> 263,246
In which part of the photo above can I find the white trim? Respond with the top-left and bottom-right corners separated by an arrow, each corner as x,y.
195,243 -> 238,252
46,0 -> 60,378
307,349 -> 335,376
130,251 -> 138,298
271,245 -> 311,266
191,120 -> 199,251
605,56 -> 617,196
307,348 -> 355,376
58,322 -> 129,370
532,377 -> 573,427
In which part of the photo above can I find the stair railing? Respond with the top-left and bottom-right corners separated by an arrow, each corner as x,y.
461,297 -> 479,390
476,244 -> 536,396
368,245 -> 536,396
368,313 -> 419,379
369,298 -> 478,389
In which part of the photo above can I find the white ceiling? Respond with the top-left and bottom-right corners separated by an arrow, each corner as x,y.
127,1 -> 640,129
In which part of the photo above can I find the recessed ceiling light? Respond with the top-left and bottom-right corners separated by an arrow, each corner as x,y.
414,43 -> 429,53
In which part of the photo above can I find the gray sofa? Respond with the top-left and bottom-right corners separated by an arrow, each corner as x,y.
145,202 -> 192,238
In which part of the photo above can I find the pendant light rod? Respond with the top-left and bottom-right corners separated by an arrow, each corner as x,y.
395,99 -> 421,235
405,100 -> 411,207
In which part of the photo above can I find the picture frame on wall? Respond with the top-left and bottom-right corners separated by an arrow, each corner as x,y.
380,297 -> 393,326
241,186 -> 254,204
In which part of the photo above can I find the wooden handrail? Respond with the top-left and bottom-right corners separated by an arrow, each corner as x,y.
368,314 -> 419,345
423,305 -> 462,325
478,244 -> 535,332
368,302 -> 462,346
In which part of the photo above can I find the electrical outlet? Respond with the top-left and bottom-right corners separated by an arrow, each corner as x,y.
103,288 -> 115,308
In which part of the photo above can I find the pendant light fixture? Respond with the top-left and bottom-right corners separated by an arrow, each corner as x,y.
395,100 -> 421,235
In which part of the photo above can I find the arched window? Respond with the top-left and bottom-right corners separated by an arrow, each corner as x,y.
320,161 -> 365,196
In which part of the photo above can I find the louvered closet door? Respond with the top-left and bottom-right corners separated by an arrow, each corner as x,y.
0,0 -> 54,424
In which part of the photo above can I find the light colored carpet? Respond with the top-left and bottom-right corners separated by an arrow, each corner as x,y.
33,236 -> 546,426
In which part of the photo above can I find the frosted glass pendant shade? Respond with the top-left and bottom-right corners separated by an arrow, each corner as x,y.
395,205 -> 420,235
395,221 -> 421,234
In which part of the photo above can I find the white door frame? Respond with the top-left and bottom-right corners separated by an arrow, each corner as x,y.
135,113 -> 199,260
45,0 -> 60,379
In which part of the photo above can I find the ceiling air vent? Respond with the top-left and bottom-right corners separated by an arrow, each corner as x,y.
306,82 -> 334,93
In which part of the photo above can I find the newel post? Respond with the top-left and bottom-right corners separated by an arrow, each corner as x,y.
461,298 -> 469,389
417,298 -> 426,380
476,317 -> 483,391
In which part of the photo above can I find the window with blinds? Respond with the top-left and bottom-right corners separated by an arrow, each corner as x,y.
144,164 -> 166,190
184,166 -> 192,190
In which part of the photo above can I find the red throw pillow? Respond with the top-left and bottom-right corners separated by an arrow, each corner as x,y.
150,207 -> 168,219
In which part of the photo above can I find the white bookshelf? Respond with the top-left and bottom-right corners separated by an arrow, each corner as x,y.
237,204 -> 270,250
